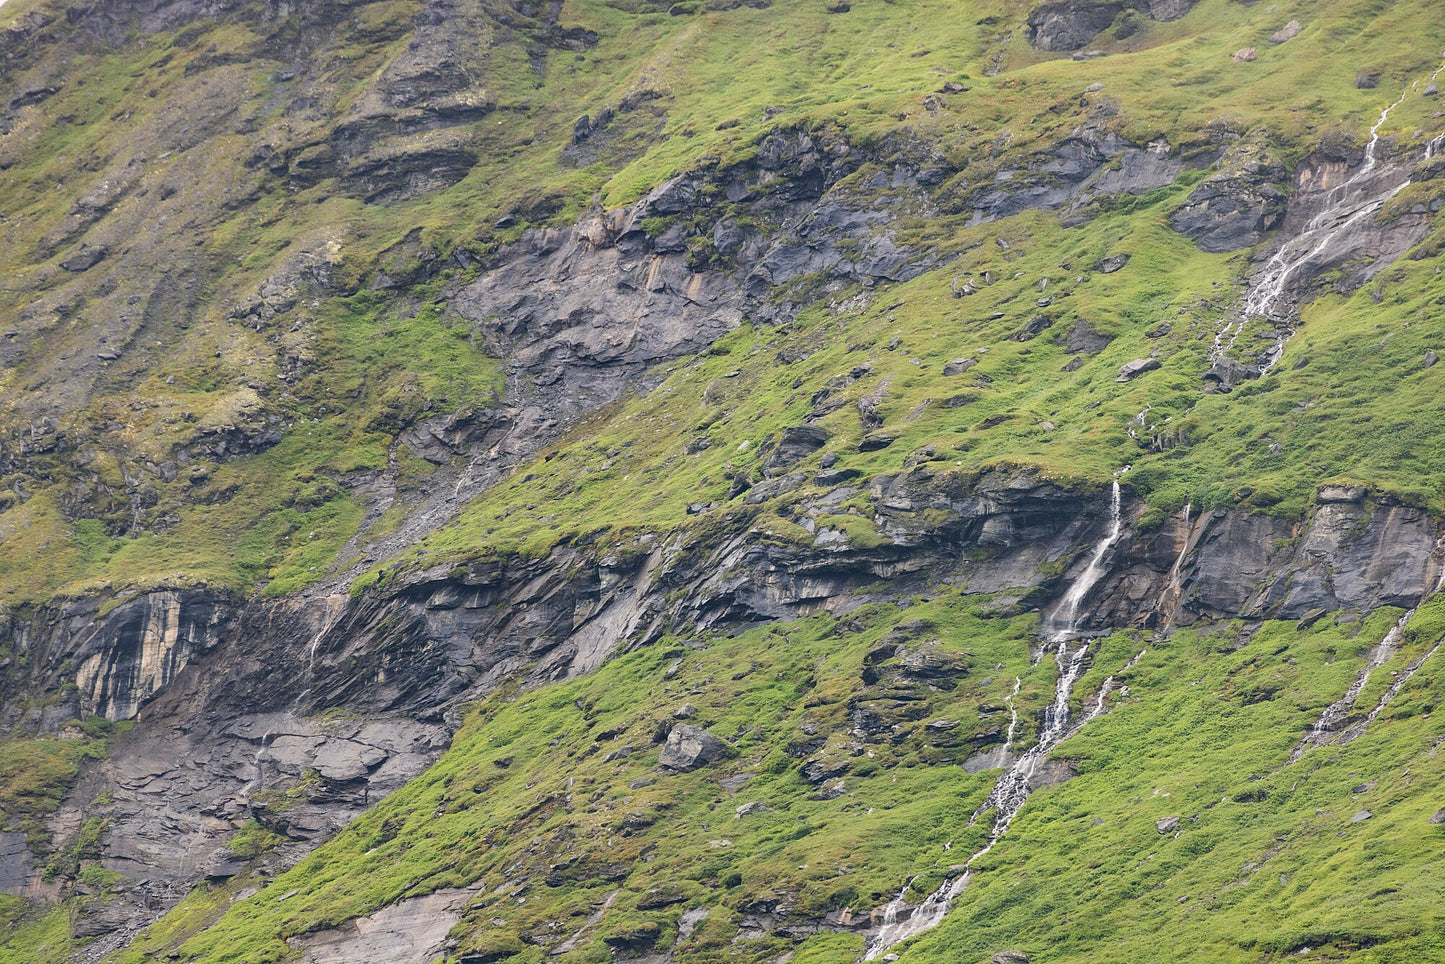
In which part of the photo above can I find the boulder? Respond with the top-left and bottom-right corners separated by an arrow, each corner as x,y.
659,724 -> 733,772
1428,808 -> 1445,824
991,953 -> 1030,964
1065,319 -> 1112,354
1156,816 -> 1180,834
1117,358 -> 1161,381
1026,0 -> 1196,51
764,426 -> 830,472
1233,47 -> 1256,63
1268,19 -> 1302,44
1098,253 -> 1129,273
59,244 -> 108,272
1011,314 -> 1055,341
944,357 -> 977,375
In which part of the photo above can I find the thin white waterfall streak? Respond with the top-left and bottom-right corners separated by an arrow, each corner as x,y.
1290,544 -> 1445,762
862,646 -> 1144,960
863,482 -> 1137,959
1004,677 -> 1022,748
1214,58 -> 1445,371
1338,642 -> 1444,745
1047,475 -> 1126,640
245,596 -> 348,797
301,595 -> 347,696
1160,502 -> 1194,630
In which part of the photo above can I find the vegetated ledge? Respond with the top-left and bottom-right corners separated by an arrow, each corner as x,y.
1,464 -> 1439,939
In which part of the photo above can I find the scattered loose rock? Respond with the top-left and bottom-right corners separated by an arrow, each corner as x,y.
1117,358 -> 1161,381
1268,19 -> 1302,44
659,724 -> 733,772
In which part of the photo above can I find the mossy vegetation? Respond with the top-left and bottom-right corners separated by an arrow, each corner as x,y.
3,0 -> 1445,959
0,0 -> 1442,604
108,597 -> 1445,961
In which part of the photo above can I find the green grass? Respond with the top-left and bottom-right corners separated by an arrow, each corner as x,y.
105,595 -> 1445,962
1,0 -> 1444,605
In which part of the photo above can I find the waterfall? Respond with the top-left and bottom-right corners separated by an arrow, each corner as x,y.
861,644 -> 1145,960
1289,547 -> 1445,762
862,480 -> 1135,960
1158,502 -> 1196,631
240,595 -> 348,802
1045,475 -> 1126,641
1214,58 -> 1445,373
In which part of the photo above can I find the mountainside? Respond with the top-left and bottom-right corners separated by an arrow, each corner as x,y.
3,0 -> 1445,960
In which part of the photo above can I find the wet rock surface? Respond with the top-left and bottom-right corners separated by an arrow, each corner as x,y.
1,463 -> 1442,943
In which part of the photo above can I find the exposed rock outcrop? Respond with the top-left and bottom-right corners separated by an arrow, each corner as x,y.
659,724 -> 733,771
1026,0 -> 1198,51
1170,142 -> 1287,252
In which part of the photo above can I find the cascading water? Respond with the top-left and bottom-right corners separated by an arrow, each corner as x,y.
1213,58 -> 1445,374
1045,475 -> 1126,639
1290,556 -> 1445,762
863,477 -> 1133,960
1158,502 -> 1196,631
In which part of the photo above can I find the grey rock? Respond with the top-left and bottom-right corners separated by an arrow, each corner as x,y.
1268,19 -> 1302,44
659,723 -> 733,772
1429,808 -> 1445,824
1065,319 -> 1112,355
1117,358 -> 1161,381
0,832 -> 33,891
735,801 -> 767,818
1098,254 -> 1129,273
289,887 -> 477,964
1351,809 -> 1373,823
59,244 -> 109,272
1026,0 -> 1195,51
1233,47 -> 1256,62
991,953 -> 1030,964
1012,314 -> 1055,342
1203,356 -> 1261,391
1169,144 -> 1286,252
1156,816 -> 1180,834
765,426 -> 830,473
859,432 -> 898,452
1425,350 -> 1438,368
1026,1 -> 1125,52
943,357 -> 977,375
1318,485 -> 1367,504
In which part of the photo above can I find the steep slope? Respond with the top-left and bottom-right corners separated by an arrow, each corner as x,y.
2,0 -> 1445,960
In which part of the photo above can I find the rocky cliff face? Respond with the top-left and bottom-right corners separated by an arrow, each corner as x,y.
5,467 -> 1440,939
4,0 -> 1445,960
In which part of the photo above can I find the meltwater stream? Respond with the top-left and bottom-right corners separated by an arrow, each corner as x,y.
864,478 -> 1133,960
1214,57 -> 1445,374
1289,553 -> 1445,762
